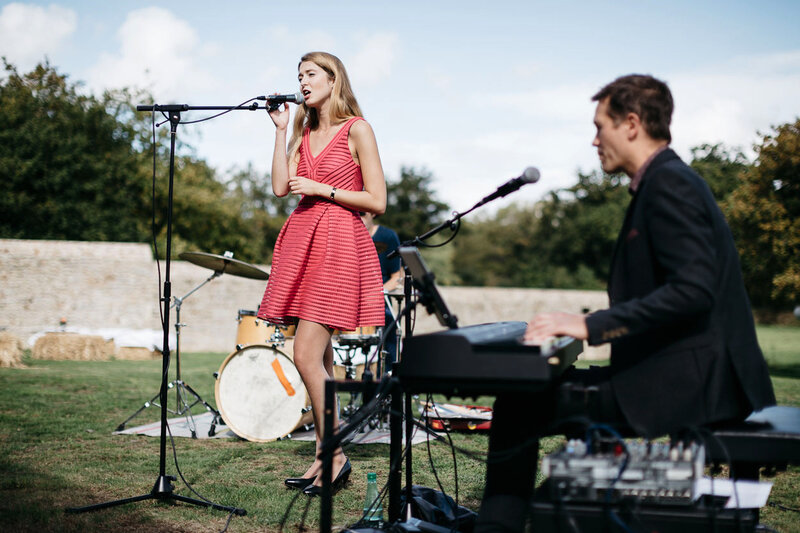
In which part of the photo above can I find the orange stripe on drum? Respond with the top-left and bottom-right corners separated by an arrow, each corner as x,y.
271,358 -> 296,396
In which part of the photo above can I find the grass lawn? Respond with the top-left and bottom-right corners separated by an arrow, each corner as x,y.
0,325 -> 798,532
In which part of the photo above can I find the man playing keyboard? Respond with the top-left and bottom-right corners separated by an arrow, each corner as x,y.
476,74 -> 776,532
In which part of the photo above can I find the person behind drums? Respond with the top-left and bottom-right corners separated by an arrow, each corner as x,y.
359,211 -> 402,364
257,51 -> 386,497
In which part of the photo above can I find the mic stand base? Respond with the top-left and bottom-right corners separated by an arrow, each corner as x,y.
66,474 -> 246,516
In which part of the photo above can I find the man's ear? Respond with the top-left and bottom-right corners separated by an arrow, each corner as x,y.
625,112 -> 642,141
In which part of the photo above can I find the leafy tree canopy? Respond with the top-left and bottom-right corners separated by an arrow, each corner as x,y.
451,170 -> 628,289
725,119 -> 800,309
379,166 -> 450,244
0,60 -> 149,241
689,143 -> 750,202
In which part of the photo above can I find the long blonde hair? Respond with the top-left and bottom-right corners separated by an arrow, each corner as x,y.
289,52 -> 363,155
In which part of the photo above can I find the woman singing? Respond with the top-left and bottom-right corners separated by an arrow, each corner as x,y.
257,51 -> 386,496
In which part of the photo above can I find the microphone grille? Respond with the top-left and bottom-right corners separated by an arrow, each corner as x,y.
522,166 -> 540,183
293,91 -> 304,104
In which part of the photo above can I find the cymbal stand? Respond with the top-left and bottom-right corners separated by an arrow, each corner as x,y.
115,271 -> 224,438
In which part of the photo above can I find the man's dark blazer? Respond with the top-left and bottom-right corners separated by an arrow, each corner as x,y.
585,148 -> 775,437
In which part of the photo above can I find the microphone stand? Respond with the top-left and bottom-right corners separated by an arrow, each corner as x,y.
67,101 -> 269,517
380,179 -> 533,524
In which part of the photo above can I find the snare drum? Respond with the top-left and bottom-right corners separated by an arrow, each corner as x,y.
236,309 -> 296,348
215,344 -> 312,442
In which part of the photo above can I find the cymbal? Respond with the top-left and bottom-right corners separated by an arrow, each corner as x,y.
373,241 -> 388,254
179,251 -> 269,280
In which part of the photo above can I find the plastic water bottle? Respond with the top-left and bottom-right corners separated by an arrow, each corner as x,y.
363,472 -> 383,526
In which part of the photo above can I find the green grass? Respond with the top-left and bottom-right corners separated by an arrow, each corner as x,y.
0,325 -> 798,532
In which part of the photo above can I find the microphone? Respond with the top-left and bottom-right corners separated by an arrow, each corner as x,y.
475,167 -> 540,207
259,92 -> 304,110
265,92 -> 304,104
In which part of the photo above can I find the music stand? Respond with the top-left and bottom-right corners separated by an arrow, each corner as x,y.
397,247 -> 458,329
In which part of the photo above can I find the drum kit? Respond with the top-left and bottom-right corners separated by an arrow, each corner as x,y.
117,250 -> 405,442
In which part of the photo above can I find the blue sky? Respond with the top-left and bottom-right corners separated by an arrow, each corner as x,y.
2,0 -> 799,212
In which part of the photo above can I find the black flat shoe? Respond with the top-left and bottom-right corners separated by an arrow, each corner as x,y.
303,459 -> 351,497
284,475 -> 316,490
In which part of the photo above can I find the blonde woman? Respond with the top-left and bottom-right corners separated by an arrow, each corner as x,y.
257,51 -> 386,496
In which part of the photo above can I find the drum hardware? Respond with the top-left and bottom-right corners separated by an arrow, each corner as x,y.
276,406 -> 315,441
269,330 -> 288,346
333,329 -> 385,424
116,271 -> 223,438
383,287 -> 406,368
235,309 -> 295,350
116,251 -> 268,438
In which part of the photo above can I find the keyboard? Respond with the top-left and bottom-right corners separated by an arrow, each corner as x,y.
397,321 -> 582,395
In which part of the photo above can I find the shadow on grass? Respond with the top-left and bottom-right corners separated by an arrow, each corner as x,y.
767,363 -> 800,380
0,454 -> 243,533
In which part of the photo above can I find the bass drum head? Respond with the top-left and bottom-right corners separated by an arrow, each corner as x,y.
215,344 -> 309,442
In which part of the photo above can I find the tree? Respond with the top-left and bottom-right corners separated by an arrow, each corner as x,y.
536,170 -> 629,285
0,61 -> 290,263
451,170 -> 628,289
725,119 -> 800,309
379,166 -> 450,243
689,143 -> 750,202
0,60 -> 149,241
222,163 -> 296,263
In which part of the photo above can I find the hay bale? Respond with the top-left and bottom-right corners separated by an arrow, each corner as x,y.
115,346 -> 160,360
0,332 -> 26,368
32,332 -> 116,361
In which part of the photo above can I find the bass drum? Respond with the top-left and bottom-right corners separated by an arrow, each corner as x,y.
215,344 -> 311,442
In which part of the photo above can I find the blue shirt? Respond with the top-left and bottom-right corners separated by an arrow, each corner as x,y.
372,225 -> 401,283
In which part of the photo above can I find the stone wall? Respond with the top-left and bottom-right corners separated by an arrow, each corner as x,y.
0,239 -> 610,359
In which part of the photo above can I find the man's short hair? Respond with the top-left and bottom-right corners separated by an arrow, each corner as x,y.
592,74 -> 673,143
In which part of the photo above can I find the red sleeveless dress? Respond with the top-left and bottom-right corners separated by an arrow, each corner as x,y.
257,117 -> 385,330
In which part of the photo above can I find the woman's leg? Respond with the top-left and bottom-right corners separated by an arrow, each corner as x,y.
292,319 -> 347,483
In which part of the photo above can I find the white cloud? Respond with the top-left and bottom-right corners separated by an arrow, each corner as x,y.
376,50 -> 800,213
348,32 -> 400,88
670,52 -> 800,159
0,3 -> 77,70
85,7 -> 216,99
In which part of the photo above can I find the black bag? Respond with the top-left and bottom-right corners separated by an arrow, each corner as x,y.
399,485 -> 477,532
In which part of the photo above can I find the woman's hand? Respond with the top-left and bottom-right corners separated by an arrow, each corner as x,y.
267,101 -> 291,130
288,175 -> 322,197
